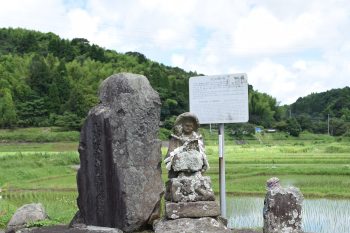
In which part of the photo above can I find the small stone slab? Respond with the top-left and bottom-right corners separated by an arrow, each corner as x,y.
165,201 -> 220,219
153,217 -> 231,233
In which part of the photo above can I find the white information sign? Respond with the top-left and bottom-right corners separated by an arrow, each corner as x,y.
189,74 -> 249,124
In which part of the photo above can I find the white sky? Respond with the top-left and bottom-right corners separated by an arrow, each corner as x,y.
1,0 -> 349,104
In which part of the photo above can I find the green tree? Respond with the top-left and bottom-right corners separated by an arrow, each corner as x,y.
249,86 -> 277,127
48,84 -> 60,113
286,118 -> 302,137
55,111 -> 82,131
329,118 -> 350,136
0,88 -> 17,128
16,94 -> 49,127
28,54 -> 51,96
52,60 -> 71,107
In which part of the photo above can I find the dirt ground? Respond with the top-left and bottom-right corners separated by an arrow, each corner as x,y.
232,229 -> 262,233
2,226 -> 263,233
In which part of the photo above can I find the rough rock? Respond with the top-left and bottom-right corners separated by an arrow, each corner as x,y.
153,217 -> 231,233
165,201 -> 220,219
10,225 -> 123,233
72,73 -> 163,232
171,150 -> 203,172
73,226 -> 123,233
6,203 -> 48,233
263,177 -> 303,233
165,173 -> 215,202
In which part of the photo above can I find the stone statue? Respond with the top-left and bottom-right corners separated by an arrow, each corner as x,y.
164,112 -> 209,178
155,112 -> 230,232
163,112 -> 217,210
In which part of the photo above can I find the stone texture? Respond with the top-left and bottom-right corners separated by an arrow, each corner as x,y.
72,73 -> 163,232
165,173 -> 215,202
6,203 -> 48,233
12,226 -> 123,233
165,201 -> 220,219
171,150 -> 203,172
263,177 -> 303,233
153,217 -> 231,233
74,226 -> 124,233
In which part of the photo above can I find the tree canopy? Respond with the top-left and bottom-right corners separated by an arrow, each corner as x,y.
0,27 -> 349,137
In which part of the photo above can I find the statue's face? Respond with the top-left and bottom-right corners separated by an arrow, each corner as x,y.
182,121 -> 194,135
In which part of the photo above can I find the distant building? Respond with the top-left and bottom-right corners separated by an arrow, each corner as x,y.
266,129 -> 277,133
255,127 -> 262,133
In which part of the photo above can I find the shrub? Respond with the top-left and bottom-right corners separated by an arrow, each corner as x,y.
159,128 -> 171,140
286,118 -> 302,137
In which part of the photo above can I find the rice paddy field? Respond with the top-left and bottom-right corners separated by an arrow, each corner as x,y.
0,128 -> 350,230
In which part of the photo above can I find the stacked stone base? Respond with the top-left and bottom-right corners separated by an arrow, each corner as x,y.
154,217 -> 231,233
165,172 -> 215,202
165,201 -> 220,219
154,173 -> 230,233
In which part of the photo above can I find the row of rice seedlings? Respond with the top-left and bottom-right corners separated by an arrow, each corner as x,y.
225,196 -> 350,233
303,199 -> 350,233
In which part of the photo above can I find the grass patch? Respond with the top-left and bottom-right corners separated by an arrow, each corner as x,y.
0,127 -> 79,143
0,142 -> 78,153
0,191 -> 77,228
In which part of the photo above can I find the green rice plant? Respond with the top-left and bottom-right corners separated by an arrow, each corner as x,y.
324,145 -> 350,153
0,127 -> 79,143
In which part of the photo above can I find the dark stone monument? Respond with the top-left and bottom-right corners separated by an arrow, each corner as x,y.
71,73 -> 163,232
263,177 -> 304,233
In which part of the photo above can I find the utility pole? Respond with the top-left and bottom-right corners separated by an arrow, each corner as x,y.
218,123 -> 226,218
327,114 -> 330,135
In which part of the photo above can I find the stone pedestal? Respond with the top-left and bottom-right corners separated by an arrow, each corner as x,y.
263,177 -> 304,233
165,173 -> 215,202
154,217 -> 231,233
165,201 -> 220,219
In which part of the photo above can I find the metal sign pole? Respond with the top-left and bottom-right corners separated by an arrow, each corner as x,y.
218,123 -> 226,218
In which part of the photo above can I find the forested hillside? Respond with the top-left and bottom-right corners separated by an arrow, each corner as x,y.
290,87 -> 350,135
0,28 -> 349,137
0,28 -> 196,131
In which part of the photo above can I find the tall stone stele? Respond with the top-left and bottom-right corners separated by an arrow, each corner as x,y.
71,73 -> 164,232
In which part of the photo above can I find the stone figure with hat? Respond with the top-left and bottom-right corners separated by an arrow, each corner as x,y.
154,112 -> 230,233
164,112 -> 209,178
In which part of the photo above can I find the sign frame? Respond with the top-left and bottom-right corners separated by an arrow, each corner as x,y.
189,73 -> 249,124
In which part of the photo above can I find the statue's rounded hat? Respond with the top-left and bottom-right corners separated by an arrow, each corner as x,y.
174,112 -> 200,132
